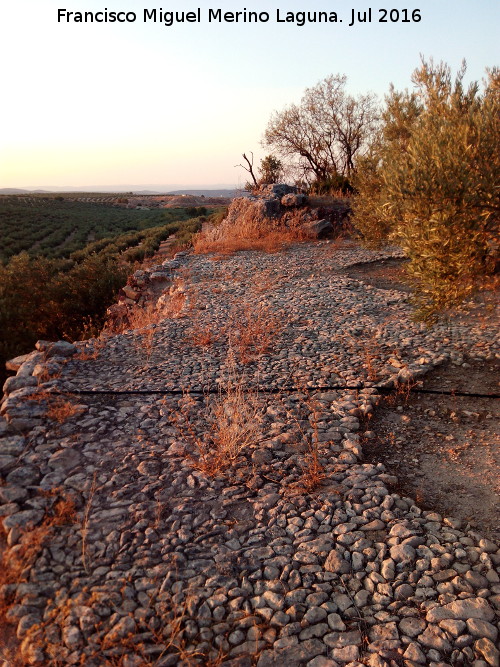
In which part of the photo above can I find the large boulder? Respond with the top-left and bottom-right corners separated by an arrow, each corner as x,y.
254,197 -> 282,218
35,340 -> 77,358
281,192 -> 308,207
258,184 -> 297,198
199,184 -> 335,245
5,354 -> 32,373
300,219 -> 334,238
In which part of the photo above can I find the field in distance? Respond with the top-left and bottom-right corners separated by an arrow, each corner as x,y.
0,193 -> 227,263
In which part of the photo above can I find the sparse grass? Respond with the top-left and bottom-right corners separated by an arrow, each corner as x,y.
124,301 -> 165,360
184,270 -> 284,361
193,230 -> 285,255
2,575 -> 223,667
193,225 -> 312,257
45,395 -> 84,423
299,443 -> 326,493
159,594 -> 211,665
0,490 -> 77,664
296,392 -> 327,493
225,302 -> 282,364
279,387 -> 328,494
75,334 -> 110,361
0,523 -> 50,588
331,330 -> 383,384
106,278 -> 190,360
162,289 -> 187,319
384,376 -> 419,407
96,587 -> 229,667
362,344 -> 380,382
176,366 -> 261,477
0,491 -> 76,586
188,319 -> 221,348
250,267 -> 285,294
322,234 -> 358,255
125,301 -> 164,331
23,391 -> 85,424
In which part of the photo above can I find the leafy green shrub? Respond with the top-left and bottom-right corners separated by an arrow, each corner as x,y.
185,206 -> 207,217
353,59 -> 499,319
0,203 -> 211,382
0,252 -> 128,383
0,199 -> 196,263
259,155 -> 284,185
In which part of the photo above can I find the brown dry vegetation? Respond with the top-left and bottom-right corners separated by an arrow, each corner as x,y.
0,492 -> 77,664
192,197 -> 320,257
45,395 -> 85,424
193,227 -> 309,256
4,216 -> 495,664
224,303 -> 282,364
23,391 -> 86,425
0,523 -> 48,587
174,366 -> 262,477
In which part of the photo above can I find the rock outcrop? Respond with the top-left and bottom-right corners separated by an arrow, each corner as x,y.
105,250 -> 190,329
201,184 -> 349,244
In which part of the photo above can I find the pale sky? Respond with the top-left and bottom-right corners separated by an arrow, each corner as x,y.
1,0 -> 499,189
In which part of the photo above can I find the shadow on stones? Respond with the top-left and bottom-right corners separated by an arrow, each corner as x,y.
364,357 -> 500,541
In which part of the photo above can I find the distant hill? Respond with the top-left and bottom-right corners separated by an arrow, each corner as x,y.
1,184 -> 241,195
0,188 -> 58,194
1,187 -> 248,199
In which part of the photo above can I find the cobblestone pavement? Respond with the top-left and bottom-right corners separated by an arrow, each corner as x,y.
1,242 -> 499,666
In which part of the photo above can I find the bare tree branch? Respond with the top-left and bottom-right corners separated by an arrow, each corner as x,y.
263,75 -> 380,184
235,152 -> 259,188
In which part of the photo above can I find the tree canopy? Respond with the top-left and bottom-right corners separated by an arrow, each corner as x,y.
353,59 -> 500,319
263,74 -> 379,186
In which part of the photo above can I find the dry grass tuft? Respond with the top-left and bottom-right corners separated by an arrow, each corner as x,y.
297,393 -> 326,493
124,301 -> 165,360
283,387 -> 328,495
385,376 -> 419,406
0,490 -> 77,582
75,335 -> 109,361
177,369 -> 261,477
110,282 -> 189,360
363,346 -> 380,383
47,493 -> 78,525
299,446 -> 326,493
193,220 -> 312,257
125,301 -> 164,332
45,395 -> 83,424
188,320 -> 221,348
322,234 -> 358,256
23,391 -> 85,425
226,303 -> 282,364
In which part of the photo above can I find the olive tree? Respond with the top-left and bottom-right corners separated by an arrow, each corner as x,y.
237,152 -> 284,191
354,59 -> 500,319
259,155 -> 284,185
263,74 -> 379,186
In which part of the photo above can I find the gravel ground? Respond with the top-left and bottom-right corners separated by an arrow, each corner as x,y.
364,358 -> 500,542
1,240 -> 499,666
